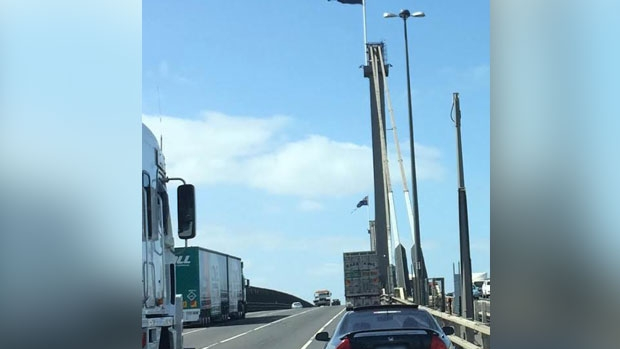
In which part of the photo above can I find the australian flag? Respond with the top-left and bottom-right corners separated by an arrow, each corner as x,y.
329,0 -> 363,4
356,196 -> 369,208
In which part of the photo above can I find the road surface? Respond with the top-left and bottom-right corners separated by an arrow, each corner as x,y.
182,306 -> 346,349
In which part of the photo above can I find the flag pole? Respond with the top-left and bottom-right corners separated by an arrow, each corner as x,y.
362,0 -> 368,61
366,197 -> 370,222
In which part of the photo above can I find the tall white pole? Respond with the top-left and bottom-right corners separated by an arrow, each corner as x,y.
362,0 -> 368,60
377,46 -> 413,249
388,191 -> 400,247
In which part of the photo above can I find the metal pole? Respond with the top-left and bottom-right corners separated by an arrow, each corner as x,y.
363,44 -> 390,291
401,12 -> 425,306
362,0 -> 368,61
454,93 -> 474,341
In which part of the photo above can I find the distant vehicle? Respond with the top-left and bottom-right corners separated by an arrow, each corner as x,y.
343,251 -> 381,308
291,302 -> 303,309
331,299 -> 341,306
481,279 -> 490,298
472,286 -> 482,299
314,304 -> 455,349
174,246 -> 248,326
472,272 -> 488,290
314,289 -> 332,306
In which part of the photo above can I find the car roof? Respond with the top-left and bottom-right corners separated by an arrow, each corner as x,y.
332,303 -> 441,340
351,304 -> 419,312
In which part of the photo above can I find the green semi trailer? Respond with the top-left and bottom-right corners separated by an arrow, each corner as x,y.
174,246 -> 247,327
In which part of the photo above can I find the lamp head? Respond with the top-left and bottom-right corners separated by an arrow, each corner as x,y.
399,9 -> 411,19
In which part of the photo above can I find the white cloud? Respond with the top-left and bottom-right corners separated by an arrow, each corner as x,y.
143,112 -> 444,199
185,224 -> 368,258
387,140 -> 445,186
246,135 -> 372,198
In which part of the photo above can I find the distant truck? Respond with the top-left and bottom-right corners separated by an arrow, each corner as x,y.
313,289 -> 332,306
343,251 -> 381,309
174,246 -> 248,326
481,279 -> 491,298
472,272 -> 488,290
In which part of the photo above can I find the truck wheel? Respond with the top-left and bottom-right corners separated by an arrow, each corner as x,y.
238,302 -> 246,319
158,326 -> 172,349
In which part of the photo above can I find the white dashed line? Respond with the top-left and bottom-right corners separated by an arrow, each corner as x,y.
182,328 -> 205,335
220,331 -> 249,343
300,308 -> 346,349
200,307 -> 318,349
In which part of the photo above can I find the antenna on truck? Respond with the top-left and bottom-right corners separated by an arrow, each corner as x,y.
157,85 -> 163,151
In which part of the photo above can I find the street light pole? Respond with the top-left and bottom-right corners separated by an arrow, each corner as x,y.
401,9 -> 426,306
453,93 -> 474,317
385,9 -> 426,305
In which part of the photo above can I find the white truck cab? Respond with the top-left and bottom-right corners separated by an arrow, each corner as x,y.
481,279 -> 490,298
142,124 -> 196,349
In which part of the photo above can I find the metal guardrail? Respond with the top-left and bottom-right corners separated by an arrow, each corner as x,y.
385,295 -> 490,349
245,302 -> 292,312
472,300 -> 491,323
444,296 -> 491,324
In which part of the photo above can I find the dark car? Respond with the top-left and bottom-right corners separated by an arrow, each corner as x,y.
332,299 -> 341,306
315,304 -> 455,349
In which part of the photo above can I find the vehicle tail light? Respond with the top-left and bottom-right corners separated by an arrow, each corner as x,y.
430,335 -> 448,349
142,331 -> 147,348
336,338 -> 351,349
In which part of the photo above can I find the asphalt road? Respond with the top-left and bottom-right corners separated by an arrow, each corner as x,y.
182,306 -> 346,349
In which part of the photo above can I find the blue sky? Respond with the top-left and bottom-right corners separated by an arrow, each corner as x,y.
142,0 -> 489,302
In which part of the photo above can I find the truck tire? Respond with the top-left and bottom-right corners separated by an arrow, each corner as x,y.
158,326 -> 172,349
238,302 -> 246,319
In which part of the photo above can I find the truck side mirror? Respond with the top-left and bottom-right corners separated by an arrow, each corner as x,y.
245,279 -> 250,288
177,184 -> 196,239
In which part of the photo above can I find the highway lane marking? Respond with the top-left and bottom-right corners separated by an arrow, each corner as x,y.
199,308 -> 318,349
300,308 -> 346,349
183,328 -> 205,335
219,332 -> 247,343
184,309 -> 298,336
248,308 -> 291,318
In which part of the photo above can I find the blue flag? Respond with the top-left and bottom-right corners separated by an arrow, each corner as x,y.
330,0 -> 364,4
356,196 -> 369,208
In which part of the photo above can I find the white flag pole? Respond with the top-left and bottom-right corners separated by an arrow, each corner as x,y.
362,0 -> 368,61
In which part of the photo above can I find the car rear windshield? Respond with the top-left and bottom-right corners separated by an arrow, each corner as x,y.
336,309 -> 440,335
